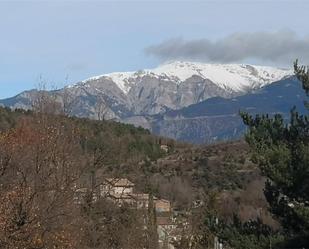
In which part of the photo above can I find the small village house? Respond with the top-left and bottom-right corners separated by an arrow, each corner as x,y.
155,198 -> 171,212
100,178 -> 135,197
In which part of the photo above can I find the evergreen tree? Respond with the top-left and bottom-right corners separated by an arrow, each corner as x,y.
240,61 -> 309,247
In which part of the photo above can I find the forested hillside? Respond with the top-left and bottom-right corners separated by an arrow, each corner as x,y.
0,105 -> 286,249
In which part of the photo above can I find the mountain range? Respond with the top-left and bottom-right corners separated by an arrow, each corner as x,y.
1,61 -> 304,144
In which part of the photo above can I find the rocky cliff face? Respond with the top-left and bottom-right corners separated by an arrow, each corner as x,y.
125,77 -> 305,144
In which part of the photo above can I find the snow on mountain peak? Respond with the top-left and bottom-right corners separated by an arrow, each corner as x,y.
150,61 -> 293,91
82,61 -> 293,94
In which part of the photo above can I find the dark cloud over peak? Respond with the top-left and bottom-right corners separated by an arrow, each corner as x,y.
145,30 -> 309,65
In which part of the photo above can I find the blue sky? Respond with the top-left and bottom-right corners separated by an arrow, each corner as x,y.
0,0 -> 309,98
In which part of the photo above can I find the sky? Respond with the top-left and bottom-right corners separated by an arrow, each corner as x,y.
0,0 -> 309,99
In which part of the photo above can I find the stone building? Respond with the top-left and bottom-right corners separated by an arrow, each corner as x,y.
100,178 -> 135,197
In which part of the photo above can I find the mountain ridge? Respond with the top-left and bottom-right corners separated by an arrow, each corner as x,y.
0,61 -> 297,144
134,76 -> 306,144
80,61 -> 292,94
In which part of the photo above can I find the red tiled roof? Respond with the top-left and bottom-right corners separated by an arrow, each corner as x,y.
157,216 -> 174,226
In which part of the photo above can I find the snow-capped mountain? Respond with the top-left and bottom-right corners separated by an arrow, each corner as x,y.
82,61 -> 292,94
64,61 -> 291,117
0,61 -> 294,143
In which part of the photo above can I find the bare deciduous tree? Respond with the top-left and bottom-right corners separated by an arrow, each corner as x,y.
0,114 -> 85,249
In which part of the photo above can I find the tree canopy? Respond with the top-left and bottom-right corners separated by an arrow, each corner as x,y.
241,61 -> 309,247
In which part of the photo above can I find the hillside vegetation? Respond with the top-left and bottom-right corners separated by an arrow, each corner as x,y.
0,105 -> 281,249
